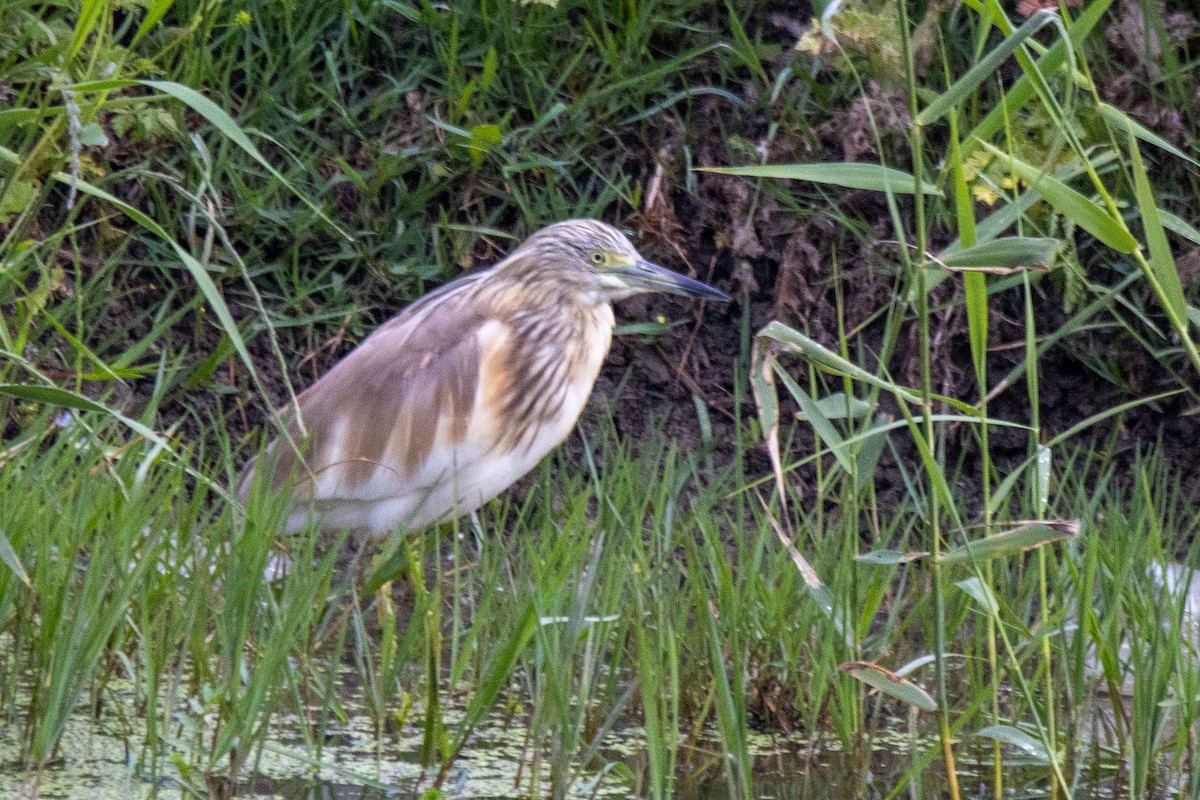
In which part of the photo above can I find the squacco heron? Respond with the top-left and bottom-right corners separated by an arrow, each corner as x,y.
244,219 -> 727,536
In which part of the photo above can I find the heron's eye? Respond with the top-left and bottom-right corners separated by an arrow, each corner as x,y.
589,251 -> 605,265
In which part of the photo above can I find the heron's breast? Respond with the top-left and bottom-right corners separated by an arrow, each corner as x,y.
482,303 -> 613,456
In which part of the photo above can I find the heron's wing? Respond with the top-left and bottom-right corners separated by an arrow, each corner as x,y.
262,273 -> 509,505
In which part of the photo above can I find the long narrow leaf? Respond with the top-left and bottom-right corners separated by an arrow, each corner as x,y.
957,577 -> 1000,616
447,601 -> 537,758
1161,210 -> 1200,246
975,725 -> 1050,761
0,528 -> 31,588
940,521 -> 1080,565
132,0 -> 177,44
757,322 -> 923,405
1126,129 -> 1188,324
1098,103 -> 1200,167
937,237 -> 1060,270
771,365 -> 853,473
918,10 -> 1058,126
977,141 -> 1137,253
699,163 -> 941,195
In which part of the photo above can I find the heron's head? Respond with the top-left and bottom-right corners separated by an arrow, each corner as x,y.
502,219 -> 729,303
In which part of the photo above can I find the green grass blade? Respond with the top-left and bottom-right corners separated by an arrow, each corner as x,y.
956,577 -> 1000,616
132,0 -> 177,44
0,384 -> 173,457
939,521 -> 1080,565
974,725 -> 1050,761
0,382 -> 232,501
917,10 -> 1058,127
0,528 -> 31,588
1126,129 -> 1188,325
943,156 -> 1114,253
1161,210 -> 1200,246
757,322 -> 923,405
140,79 -> 350,240
68,0 -> 105,61
771,365 -> 853,473
1097,103 -> 1200,168
936,237 -> 1060,270
446,601 -> 538,760
699,163 -> 941,195
977,140 -> 1137,253
855,549 -> 928,565
700,591 -> 752,799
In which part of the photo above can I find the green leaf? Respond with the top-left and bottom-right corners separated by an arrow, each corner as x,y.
0,383 -> 182,467
855,549 -> 928,565
613,319 -> 685,336
975,724 -> 1050,761
840,662 -> 937,711
447,601 -> 537,759
940,521 -> 1080,565
1127,127 -> 1188,324
963,272 -> 988,368
773,366 -> 852,473
699,162 -> 941,196
805,391 -> 872,420
0,384 -> 111,415
480,47 -> 498,92
0,528 -> 31,588
936,236 -> 1060,271
69,0 -> 105,60
918,10 -> 1058,127
0,177 -> 36,223
1097,102 -> 1199,168
977,140 -> 1138,253
943,156 -> 1113,254
78,123 -> 108,147
132,0 -> 177,44
956,577 -> 1000,616
756,321 -> 923,405
468,123 -> 502,150
1162,210 -> 1200,246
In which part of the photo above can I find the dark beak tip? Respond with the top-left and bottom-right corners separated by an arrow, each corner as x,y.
672,272 -> 730,303
683,282 -> 731,303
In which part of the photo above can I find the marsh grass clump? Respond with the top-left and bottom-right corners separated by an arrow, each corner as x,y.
4,414 -> 1200,797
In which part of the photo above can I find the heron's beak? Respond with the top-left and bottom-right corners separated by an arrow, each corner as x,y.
618,259 -> 730,302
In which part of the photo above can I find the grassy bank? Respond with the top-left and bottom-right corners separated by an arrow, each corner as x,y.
3,0 -> 1200,797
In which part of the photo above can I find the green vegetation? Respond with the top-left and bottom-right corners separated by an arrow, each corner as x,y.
3,0 -> 1200,798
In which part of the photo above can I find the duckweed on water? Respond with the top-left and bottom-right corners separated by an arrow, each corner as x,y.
0,683 -> 906,799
